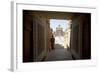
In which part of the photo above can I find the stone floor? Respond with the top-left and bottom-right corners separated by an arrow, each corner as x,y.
45,44 -> 73,61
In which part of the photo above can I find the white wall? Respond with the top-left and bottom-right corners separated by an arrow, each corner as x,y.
0,0 -> 100,73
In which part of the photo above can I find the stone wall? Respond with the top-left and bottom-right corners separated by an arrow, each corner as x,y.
70,13 -> 91,59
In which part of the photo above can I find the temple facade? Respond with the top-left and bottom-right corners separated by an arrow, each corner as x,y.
54,25 -> 64,37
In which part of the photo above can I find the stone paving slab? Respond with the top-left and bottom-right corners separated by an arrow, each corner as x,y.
45,44 -> 73,61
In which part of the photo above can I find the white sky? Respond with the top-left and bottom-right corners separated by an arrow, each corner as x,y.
50,19 -> 69,32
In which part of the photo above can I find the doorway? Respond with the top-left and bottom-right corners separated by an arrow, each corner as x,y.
50,19 -> 71,50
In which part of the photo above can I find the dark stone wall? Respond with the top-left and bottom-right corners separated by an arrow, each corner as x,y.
23,10 -> 33,62
23,10 -> 51,62
70,13 -> 91,59
82,14 -> 91,59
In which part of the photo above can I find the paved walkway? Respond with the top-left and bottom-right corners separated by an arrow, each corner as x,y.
45,44 -> 73,61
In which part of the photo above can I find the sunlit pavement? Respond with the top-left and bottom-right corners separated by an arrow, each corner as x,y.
45,44 -> 73,61
55,36 -> 64,46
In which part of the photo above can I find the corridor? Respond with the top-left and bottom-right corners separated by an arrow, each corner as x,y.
45,44 -> 73,61
23,10 -> 91,62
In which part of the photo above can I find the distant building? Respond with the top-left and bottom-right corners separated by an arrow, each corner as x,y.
64,28 -> 71,48
54,25 -> 64,36
64,20 -> 71,49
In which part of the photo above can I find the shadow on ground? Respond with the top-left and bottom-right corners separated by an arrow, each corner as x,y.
44,44 -> 73,61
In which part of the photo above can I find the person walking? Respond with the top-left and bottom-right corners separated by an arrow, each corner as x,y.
50,35 -> 55,50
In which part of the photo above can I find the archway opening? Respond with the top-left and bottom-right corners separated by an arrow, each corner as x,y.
49,19 -> 72,50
